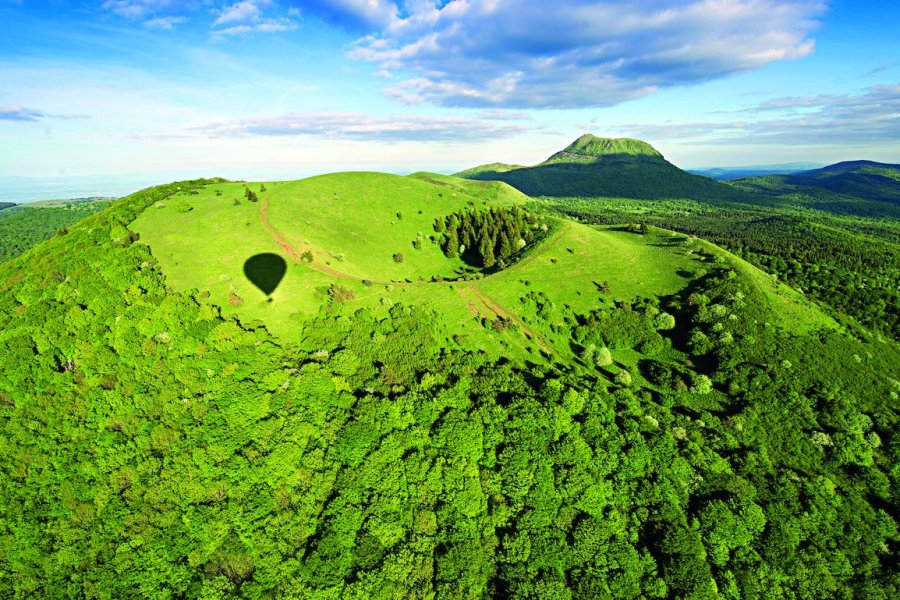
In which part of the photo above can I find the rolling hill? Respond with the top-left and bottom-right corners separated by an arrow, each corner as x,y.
735,160 -> 900,208
0,174 -> 897,598
130,172 -> 834,360
456,134 -> 756,202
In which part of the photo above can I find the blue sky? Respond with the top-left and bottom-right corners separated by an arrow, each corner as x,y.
1,0 -> 898,183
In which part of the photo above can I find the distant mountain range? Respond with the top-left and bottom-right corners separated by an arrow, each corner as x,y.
689,163 -> 824,180
734,160 -> 900,204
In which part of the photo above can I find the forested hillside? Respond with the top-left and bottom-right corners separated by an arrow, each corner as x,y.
735,161 -> 900,211
0,200 -> 112,262
0,180 -> 898,598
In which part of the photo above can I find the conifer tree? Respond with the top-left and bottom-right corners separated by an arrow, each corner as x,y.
444,228 -> 459,258
480,234 -> 496,268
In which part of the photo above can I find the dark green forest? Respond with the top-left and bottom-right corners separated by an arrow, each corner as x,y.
0,182 -> 898,598
0,201 -> 111,263
435,207 -> 537,269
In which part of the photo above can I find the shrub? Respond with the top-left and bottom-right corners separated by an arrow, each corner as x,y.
595,347 -> 613,367
301,251 -> 313,263
328,285 -> 354,304
580,343 -> 596,362
393,253 -> 404,263
614,369 -> 633,387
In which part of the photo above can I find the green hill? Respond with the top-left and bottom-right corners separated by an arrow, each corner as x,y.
452,162 -> 526,178
735,161 -> 900,215
0,175 -> 897,598
130,172 -> 833,358
455,134 -> 756,202
0,202 -> 14,211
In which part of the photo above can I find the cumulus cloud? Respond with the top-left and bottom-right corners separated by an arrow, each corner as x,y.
612,84 -> 900,145
211,0 -> 297,36
102,0 -> 296,35
337,0 -> 826,108
191,112 -> 532,142
214,1 -> 263,25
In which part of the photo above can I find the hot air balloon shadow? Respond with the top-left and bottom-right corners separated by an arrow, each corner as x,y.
243,253 -> 287,301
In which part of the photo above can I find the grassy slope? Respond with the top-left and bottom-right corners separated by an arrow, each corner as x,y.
133,173 -> 837,363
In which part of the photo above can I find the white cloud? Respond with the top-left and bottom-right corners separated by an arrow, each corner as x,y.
611,84 -> 900,145
102,0 -> 182,20
341,0 -> 826,108
143,16 -> 187,29
214,1 -> 264,26
213,19 -> 296,36
190,111 -> 533,142
210,0 -> 298,36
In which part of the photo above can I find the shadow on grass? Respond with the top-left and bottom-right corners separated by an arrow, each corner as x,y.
244,253 -> 287,298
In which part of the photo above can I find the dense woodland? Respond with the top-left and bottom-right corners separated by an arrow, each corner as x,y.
0,201 -> 111,263
434,207 -> 537,269
0,181 -> 898,597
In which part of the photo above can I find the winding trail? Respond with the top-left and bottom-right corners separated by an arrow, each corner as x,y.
260,194 -> 560,358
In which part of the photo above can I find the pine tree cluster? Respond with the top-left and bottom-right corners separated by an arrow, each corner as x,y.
435,207 -> 536,269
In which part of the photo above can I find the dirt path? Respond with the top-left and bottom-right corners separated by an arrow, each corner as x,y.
260,196 -> 379,282
260,195 -> 561,358
465,285 -> 559,358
